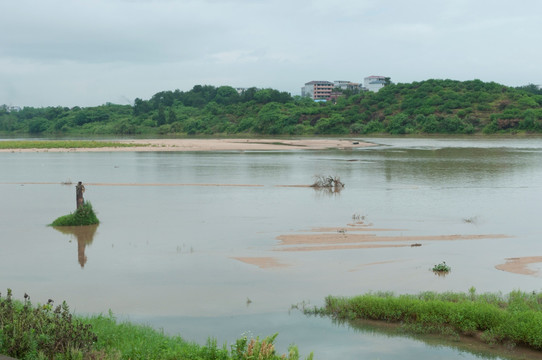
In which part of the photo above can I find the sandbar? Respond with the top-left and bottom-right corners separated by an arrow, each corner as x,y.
495,256 -> 542,276
232,257 -> 289,269
276,233 -> 510,247
0,138 -> 373,152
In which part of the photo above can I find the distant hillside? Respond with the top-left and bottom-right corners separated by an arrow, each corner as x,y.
349,79 -> 542,134
1,79 -> 541,136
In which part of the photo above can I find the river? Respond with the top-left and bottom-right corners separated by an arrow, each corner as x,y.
1,137 -> 541,359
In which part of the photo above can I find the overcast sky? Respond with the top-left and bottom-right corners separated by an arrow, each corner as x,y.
1,0 -> 541,107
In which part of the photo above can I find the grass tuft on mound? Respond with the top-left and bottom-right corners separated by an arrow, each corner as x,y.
51,202 -> 99,226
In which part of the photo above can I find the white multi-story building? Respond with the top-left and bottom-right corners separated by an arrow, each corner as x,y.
302,77 -> 388,99
363,76 -> 388,92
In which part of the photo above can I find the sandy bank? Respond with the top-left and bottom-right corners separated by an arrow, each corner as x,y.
276,233 -> 510,248
0,138 -> 373,152
231,257 -> 290,269
495,256 -> 542,276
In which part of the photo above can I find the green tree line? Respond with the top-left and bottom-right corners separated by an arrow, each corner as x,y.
1,79 -> 541,136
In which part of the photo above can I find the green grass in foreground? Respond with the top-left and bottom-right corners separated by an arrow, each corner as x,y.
304,288 -> 542,350
0,140 -> 145,149
0,289 -> 313,360
50,202 -> 99,226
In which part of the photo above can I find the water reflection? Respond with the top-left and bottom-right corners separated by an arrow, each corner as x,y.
432,270 -> 451,278
311,186 -> 343,197
375,147 -> 540,185
52,225 -> 98,268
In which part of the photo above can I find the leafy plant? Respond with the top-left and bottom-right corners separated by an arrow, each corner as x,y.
432,261 -> 451,273
0,289 -> 97,359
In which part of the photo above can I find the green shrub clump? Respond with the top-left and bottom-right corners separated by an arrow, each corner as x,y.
432,261 -> 451,273
0,289 -> 97,359
51,202 -> 99,226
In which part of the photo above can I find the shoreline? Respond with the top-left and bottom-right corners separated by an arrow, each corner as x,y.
0,138 -> 373,152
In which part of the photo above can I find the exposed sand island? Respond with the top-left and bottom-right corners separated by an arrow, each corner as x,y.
231,219 -> 511,269
0,138 -> 373,152
496,256 -> 542,276
231,257 -> 290,269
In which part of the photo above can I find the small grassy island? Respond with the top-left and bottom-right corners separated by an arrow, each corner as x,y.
50,202 -> 99,226
303,289 -> 542,352
50,181 -> 100,227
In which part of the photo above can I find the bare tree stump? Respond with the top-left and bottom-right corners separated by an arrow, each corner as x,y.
76,181 -> 85,209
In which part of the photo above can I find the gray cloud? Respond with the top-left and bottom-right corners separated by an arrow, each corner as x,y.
1,0 -> 541,107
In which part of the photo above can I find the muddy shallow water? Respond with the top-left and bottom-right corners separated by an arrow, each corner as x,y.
1,137 -> 542,359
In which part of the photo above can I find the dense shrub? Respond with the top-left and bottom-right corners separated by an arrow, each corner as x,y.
0,289 -> 97,359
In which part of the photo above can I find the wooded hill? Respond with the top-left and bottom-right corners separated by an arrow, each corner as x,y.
1,79 -> 541,136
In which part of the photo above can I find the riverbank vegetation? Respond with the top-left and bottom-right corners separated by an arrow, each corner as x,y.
50,202 -> 100,226
303,289 -> 542,351
0,289 -> 312,360
1,79 -> 541,136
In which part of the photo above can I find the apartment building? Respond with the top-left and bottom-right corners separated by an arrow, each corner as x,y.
301,81 -> 335,100
302,76 -> 388,100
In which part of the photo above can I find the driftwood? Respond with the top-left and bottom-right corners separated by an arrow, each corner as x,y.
311,175 -> 345,191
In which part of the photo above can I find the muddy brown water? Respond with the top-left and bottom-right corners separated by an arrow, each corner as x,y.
1,137 -> 542,359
